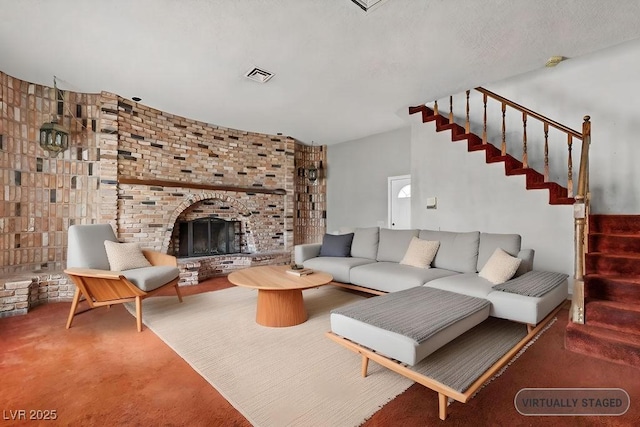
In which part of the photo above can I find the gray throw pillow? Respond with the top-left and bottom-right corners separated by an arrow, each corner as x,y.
319,233 -> 354,257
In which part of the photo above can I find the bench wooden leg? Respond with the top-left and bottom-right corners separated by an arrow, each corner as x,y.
135,296 -> 143,332
438,393 -> 448,420
361,355 -> 369,377
65,287 -> 82,329
175,283 -> 183,303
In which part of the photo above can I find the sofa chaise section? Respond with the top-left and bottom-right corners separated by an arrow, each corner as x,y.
331,287 -> 491,366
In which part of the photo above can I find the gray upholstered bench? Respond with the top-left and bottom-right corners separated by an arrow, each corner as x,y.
330,286 -> 491,366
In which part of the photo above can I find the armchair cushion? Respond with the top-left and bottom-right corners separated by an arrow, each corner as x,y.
104,241 -> 152,271
67,224 -> 118,270
122,266 -> 180,292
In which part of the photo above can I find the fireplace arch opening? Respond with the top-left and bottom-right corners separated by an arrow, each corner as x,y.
177,217 -> 241,257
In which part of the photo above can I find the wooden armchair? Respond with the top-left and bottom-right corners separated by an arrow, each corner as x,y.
64,224 -> 183,332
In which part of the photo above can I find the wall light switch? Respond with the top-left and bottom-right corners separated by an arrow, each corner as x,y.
426,197 -> 437,209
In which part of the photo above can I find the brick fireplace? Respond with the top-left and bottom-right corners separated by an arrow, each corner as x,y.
0,71 -> 327,317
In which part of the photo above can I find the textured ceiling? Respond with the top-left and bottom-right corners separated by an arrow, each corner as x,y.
1,0 -> 640,144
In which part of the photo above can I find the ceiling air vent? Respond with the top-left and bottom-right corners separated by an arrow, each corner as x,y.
245,67 -> 274,83
350,0 -> 388,12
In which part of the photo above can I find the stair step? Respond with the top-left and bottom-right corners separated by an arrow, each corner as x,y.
585,252 -> 640,276
565,321 -> 640,368
589,233 -> 640,255
584,274 -> 640,303
407,105 -> 573,207
549,196 -> 575,205
590,214 -> 640,234
586,300 -> 640,335
450,124 -> 468,140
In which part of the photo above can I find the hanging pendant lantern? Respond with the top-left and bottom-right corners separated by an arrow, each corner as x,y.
39,77 -> 69,156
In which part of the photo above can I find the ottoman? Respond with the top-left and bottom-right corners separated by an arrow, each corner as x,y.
330,286 -> 491,366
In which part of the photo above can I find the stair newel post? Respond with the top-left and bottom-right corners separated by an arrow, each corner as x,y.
482,93 -> 488,145
449,96 -> 454,123
571,115 -> 591,324
465,90 -> 470,133
522,112 -> 528,168
501,102 -> 507,155
434,100 -> 439,116
544,122 -> 549,182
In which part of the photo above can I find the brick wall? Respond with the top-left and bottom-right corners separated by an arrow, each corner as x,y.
1,72 -> 327,317
0,72 -> 101,275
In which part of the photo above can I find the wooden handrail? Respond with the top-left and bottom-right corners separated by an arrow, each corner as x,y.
476,87 -> 583,140
576,116 -> 591,199
431,87 -> 591,324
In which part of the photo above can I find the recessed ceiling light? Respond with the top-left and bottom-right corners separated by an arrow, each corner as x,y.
545,56 -> 565,67
245,67 -> 274,83
132,96 -> 142,102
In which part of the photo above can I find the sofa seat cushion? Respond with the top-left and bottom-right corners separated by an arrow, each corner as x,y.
303,257 -> 375,283
122,266 -> 180,292
425,273 -> 495,299
331,287 -> 490,365
427,273 -> 569,325
487,278 -> 568,325
350,262 -> 458,293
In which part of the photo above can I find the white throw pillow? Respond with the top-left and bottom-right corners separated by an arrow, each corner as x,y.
104,240 -> 152,271
399,237 -> 440,269
479,248 -> 522,284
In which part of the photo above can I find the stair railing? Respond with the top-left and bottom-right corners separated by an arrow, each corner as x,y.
433,88 -> 591,323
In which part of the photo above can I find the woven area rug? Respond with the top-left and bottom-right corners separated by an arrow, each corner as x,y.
125,286 -> 550,426
126,286 -> 413,427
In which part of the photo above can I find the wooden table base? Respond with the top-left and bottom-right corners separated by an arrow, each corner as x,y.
256,289 -> 307,327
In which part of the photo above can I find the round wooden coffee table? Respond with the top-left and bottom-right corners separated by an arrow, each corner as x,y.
228,265 -> 333,327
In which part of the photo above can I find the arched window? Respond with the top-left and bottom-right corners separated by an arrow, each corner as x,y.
397,184 -> 411,198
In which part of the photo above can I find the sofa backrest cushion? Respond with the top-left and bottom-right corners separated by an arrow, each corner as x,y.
477,233 -> 522,271
319,233 -> 354,257
419,230 -> 480,273
376,228 -> 419,262
350,227 -> 380,260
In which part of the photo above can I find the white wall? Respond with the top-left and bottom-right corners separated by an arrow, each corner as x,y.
326,127 -> 411,232
327,37 -> 640,279
484,37 -> 640,214
410,117 -> 574,276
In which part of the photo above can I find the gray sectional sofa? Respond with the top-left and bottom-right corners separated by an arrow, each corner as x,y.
296,226 -> 569,417
294,227 -> 568,326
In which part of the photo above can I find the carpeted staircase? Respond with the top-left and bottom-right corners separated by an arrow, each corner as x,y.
408,105 -> 574,205
565,215 -> 640,368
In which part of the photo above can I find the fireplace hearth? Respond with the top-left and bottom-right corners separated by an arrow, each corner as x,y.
177,217 -> 241,257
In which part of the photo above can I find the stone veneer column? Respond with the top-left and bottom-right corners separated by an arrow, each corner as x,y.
294,142 -> 327,244
98,91 -> 119,228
